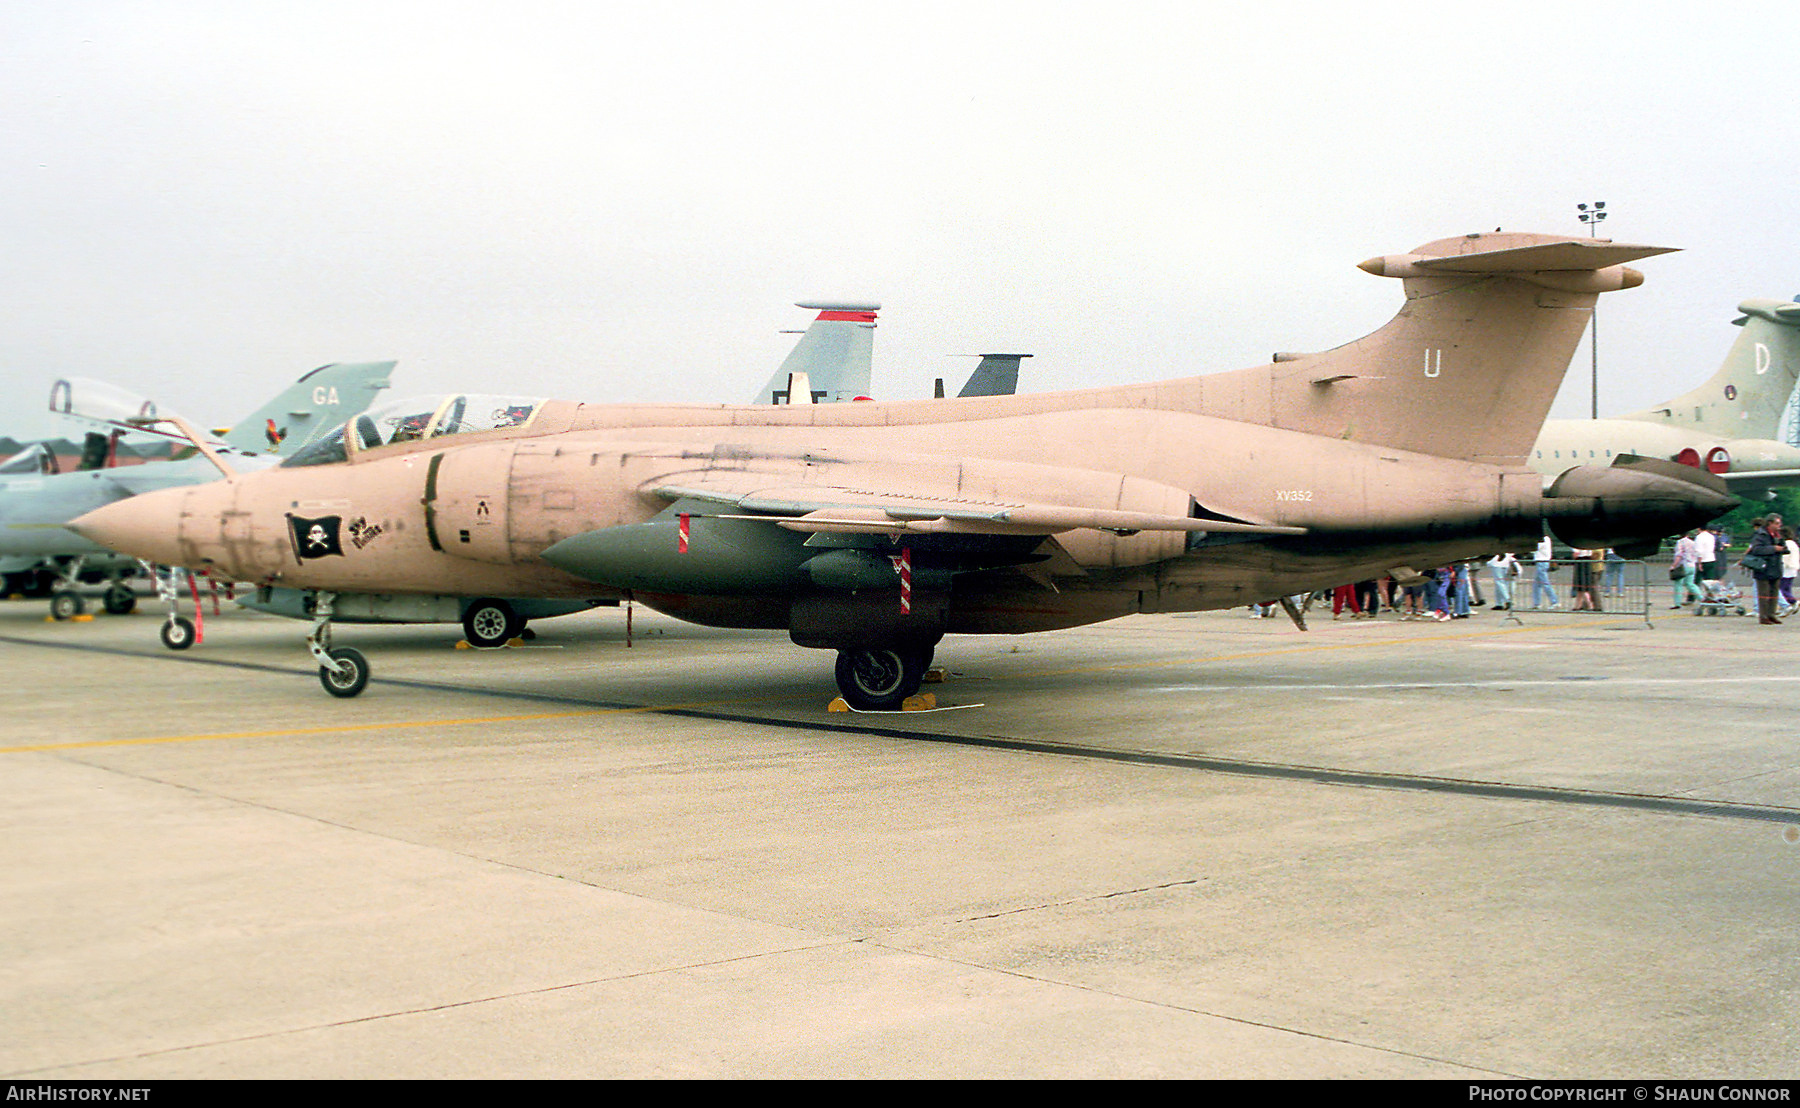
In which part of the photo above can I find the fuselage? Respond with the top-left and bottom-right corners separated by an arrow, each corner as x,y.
0,455 -> 278,559
1531,417 -> 1800,483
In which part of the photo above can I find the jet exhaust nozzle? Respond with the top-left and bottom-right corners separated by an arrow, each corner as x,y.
1541,456 -> 1736,549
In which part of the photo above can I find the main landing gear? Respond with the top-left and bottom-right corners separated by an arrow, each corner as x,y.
47,557 -> 87,621
461,598 -> 526,647
832,642 -> 936,711
43,557 -> 138,619
306,591 -> 370,698
103,583 -> 137,615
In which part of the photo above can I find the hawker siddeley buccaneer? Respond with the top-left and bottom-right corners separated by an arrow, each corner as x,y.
0,362 -> 392,626
72,232 -> 1735,707
1531,296 -> 1800,498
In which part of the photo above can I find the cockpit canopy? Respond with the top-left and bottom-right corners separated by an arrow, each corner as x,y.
283,394 -> 546,467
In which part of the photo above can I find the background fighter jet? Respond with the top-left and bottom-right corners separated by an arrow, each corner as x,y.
233,300 -> 888,646
936,354 -> 1031,399
74,232 -> 1734,707
0,361 -> 392,620
1530,298 -> 1800,497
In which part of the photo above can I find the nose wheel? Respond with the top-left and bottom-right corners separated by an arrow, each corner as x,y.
159,616 -> 196,650
318,647 -> 370,698
305,591 -> 371,697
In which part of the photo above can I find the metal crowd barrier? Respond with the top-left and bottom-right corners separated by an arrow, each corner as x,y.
1500,557 -> 1656,626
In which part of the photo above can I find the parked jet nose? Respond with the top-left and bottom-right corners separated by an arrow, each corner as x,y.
68,485 -> 192,567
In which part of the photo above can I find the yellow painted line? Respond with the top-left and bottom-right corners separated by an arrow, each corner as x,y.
2,616 -> 1642,754
1,697 -> 764,754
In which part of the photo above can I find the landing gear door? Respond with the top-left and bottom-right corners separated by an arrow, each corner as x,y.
425,443 -> 517,564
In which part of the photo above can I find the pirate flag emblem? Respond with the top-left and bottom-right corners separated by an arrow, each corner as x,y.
288,514 -> 345,561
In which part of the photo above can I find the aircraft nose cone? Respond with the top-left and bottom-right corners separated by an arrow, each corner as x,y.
68,488 -> 188,566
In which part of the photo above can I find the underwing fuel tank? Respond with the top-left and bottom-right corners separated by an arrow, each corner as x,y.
1540,455 -> 1736,549
540,511 -> 813,593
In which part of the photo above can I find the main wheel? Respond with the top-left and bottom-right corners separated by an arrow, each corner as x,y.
103,584 -> 138,615
49,590 -> 84,621
318,647 -> 370,698
834,646 -> 928,711
160,616 -> 196,650
461,599 -> 521,647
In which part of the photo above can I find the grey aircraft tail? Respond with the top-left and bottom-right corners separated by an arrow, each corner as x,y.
218,361 -> 397,455
957,354 -> 1031,398
1611,299 -> 1800,439
753,302 -> 878,404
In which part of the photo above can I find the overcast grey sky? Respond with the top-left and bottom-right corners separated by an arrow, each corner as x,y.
3,1 -> 1795,442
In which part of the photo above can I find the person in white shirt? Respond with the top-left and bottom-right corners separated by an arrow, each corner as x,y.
1694,527 -> 1718,582
1531,536 -> 1559,608
1487,552 -> 1517,610
1670,530 -> 1704,608
1781,526 -> 1799,617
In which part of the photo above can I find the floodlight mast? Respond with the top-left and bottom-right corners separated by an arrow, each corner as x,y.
1577,201 -> 1609,419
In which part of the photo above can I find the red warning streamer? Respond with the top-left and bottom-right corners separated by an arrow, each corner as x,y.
678,513 -> 690,554
899,546 -> 912,615
186,569 -> 205,645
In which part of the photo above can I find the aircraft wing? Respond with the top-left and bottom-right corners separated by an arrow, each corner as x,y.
1722,468 -> 1800,490
651,478 -> 1306,538
543,464 -> 1305,600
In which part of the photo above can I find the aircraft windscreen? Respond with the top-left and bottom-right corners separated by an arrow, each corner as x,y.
356,394 -> 544,447
432,394 -> 544,437
283,395 -> 546,467
281,424 -> 350,468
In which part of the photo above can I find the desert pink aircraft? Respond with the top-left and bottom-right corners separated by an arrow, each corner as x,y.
74,232 -> 1732,707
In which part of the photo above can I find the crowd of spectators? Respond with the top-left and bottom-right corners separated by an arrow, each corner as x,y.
1252,526 -> 1783,625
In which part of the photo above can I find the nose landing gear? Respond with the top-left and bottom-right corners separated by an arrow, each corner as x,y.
144,561 -> 197,650
306,591 -> 370,698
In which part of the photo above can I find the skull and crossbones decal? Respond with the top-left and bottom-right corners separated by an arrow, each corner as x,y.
288,514 -> 345,561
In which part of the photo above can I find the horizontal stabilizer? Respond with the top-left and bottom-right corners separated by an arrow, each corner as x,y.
1412,239 -> 1676,273
1722,469 -> 1800,489
1359,236 -> 1676,285
1734,299 -> 1800,327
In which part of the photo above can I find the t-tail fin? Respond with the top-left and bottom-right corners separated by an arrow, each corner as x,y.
1202,232 -> 1676,465
754,301 -> 878,404
1613,298 -> 1800,439
219,361 -> 395,455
